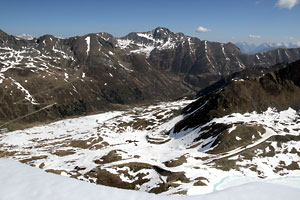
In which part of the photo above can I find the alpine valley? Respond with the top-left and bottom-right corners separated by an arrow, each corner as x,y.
0,27 -> 300,195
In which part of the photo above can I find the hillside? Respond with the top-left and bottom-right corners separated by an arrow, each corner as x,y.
173,59 -> 300,132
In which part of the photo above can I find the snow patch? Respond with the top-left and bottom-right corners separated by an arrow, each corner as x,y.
9,78 -> 38,104
85,36 -> 91,56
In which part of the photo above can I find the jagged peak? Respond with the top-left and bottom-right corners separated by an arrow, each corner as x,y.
151,27 -> 178,40
120,27 -> 177,41
152,27 -> 171,34
38,34 -> 57,40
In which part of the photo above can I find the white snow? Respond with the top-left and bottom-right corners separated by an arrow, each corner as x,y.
9,77 -> 38,104
116,39 -> 133,49
285,51 -> 290,59
16,33 -> 34,40
205,41 -> 208,53
205,41 -> 215,68
116,31 -> 177,58
0,45 -> 69,79
118,62 -> 133,72
64,72 -> 69,81
52,47 -> 75,60
137,33 -> 156,42
236,136 -> 242,141
228,125 -> 237,133
85,36 -> 91,56
130,45 -> 155,58
187,37 -> 195,54
221,44 -> 230,61
1,158 -> 300,200
157,38 -> 176,50
236,57 -> 246,69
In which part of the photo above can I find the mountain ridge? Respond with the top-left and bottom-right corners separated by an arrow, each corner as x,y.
1,27 -> 300,130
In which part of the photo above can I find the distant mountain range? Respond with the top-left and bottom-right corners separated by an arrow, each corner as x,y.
1,27 -> 300,129
16,33 -> 35,40
235,42 -> 300,54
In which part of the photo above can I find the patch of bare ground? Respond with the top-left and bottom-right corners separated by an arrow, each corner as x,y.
193,177 -> 209,186
93,168 -> 144,190
149,182 -> 181,194
69,136 -> 103,149
52,149 -> 76,157
20,155 -> 48,164
83,162 -> 191,194
207,124 -> 265,154
164,155 -> 187,167
0,150 -> 16,157
118,118 -> 155,131
94,150 -> 124,164
149,167 -> 190,194
112,162 -> 153,172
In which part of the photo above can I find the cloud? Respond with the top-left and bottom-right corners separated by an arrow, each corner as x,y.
276,0 -> 299,9
196,26 -> 211,33
248,34 -> 262,39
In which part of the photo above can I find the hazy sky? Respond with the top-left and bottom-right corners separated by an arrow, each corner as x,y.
1,0 -> 300,44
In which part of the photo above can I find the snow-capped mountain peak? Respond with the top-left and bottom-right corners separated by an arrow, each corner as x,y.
16,33 -> 35,40
236,41 -> 300,54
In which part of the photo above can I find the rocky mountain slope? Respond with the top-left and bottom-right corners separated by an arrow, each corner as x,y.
173,60 -> 300,133
167,60 -> 300,173
1,27 -> 300,129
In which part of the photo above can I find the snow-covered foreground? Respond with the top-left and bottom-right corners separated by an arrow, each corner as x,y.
1,158 -> 300,200
0,99 -> 300,195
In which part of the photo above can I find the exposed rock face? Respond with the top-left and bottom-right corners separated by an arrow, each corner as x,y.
1,27 -> 300,129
